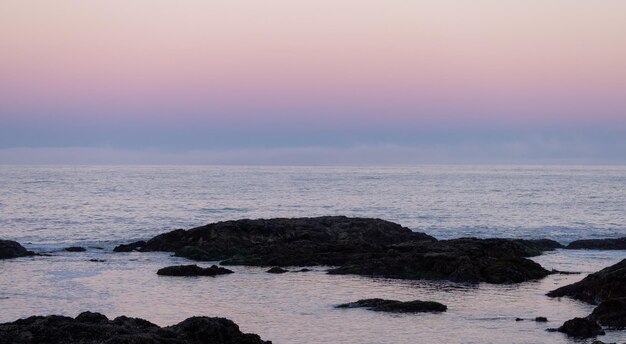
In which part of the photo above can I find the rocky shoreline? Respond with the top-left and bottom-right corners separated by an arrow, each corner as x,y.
0,312 -> 271,344
2,216 -> 625,342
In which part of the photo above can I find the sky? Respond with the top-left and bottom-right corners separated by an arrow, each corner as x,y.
1,0 -> 625,164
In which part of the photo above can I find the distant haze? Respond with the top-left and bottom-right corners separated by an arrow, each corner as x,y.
1,1 -> 625,164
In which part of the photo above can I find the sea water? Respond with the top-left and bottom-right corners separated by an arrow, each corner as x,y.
1,165 -> 625,343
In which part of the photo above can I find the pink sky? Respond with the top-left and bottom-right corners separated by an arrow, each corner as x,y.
0,1 -> 625,164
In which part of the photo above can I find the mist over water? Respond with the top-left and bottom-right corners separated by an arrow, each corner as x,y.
1,165 -> 625,343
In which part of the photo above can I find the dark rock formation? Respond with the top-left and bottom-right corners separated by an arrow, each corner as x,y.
157,264 -> 234,277
535,317 -> 548,322
114,217 -> 554,284
64,246 -> 86,252
0,240 -> 34,259
566,237 -> 626,250
329,238 -> 552,284
0,312 -> 271,344
588,298 -> 626,330
557,317 -> 605,338
336,298 -> 447,313
547,259 -> 626,304
267,267 -> 288,274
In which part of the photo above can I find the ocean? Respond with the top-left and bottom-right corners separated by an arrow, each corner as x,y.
1,165 -> 625,343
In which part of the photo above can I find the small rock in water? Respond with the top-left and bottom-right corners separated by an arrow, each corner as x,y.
89,259 -> 106,263
267,267 -> 289,274
557,317 -> 605,338
336,298 -> 447,313
157,264 -> 234,277
535,317 -> 548,322
64,246 -> 86,252
515,318 -> 524,321
0,239 -> 35,259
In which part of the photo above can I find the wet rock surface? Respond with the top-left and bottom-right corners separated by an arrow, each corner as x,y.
588,298 -> 626,330
156,264 -> 234,277
336,298 -> 447,313
0,311 -> 271,344
557,317 -> 605,338
64,246 -> 87,252
566,237 -> 626,250
266,267 -> 289,274
0,240 -> 34,259
547,259 -> 626,304
114,217 -> 556,284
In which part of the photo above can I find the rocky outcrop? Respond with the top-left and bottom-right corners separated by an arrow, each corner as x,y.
329,238 -> 552,284
566,237 -> 626,250
336,299 -> 447,313
588,298 -> 626,330
114,217 -> 554,284
156,264 -> 234,277
0,311 -> 270,344
547,259 -> 626,304
0,240 -> 34,259
557,317 -> 605,338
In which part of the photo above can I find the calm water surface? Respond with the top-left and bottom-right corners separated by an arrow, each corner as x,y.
1,165 -> 625,343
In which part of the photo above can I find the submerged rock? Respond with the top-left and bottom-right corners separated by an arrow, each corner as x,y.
113,240 -> 146,252
114,217 -> 554,284
588,298 -> 626,330
156,264 -> 234,277
547,259 -> 626,304
336,298 -> 447,313
0,240 -> 34,259
0,312 -> 271,344
566,237 -> 626,250
64,246 -> 86,252
267,267 -> 289,274
557,317 -> 605,338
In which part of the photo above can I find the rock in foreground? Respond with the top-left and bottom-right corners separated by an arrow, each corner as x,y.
336,298 -> 447,313
0,240 -> 34,259
566,237 -> 626,250
156,264 -> 234,277
0,311 -> 270,344
557,317 -> 605,338
547,259 -> 626,304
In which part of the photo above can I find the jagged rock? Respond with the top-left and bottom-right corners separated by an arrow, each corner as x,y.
0,240 -> 34,259
557,317 -> 605,338
567,238 -> 626,250
547,259 -> 626,304
588,298 -> 626,330
0,312 -> 271,344
266,267 -> 288,274
156,264 -> 234,277
336,299 -> 447,313
64,246 -> 86,252
114,217 -> 554,284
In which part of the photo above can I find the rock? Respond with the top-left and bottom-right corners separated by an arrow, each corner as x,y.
588,298 -> 626,330
113,240 -> 146,252
547,259 -> 626,304
0,240 -> 34,259
114,217 -> 554,284
566,237 -> 626,250
64,246 -> 86,252
535,317 -> 548,322
557,317 -> 605,338
89,259 -> 106,262
329,238 -> 552,284
156,264 -> 234,277
267,267 -> 289,274
336,298 -> 447,313
0,312 -> 271,344
515,318 -> 524,321
295,268 -> 311,272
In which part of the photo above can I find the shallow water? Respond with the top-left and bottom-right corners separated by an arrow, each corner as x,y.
1,249 -> 625,344
1,165 -> 625,343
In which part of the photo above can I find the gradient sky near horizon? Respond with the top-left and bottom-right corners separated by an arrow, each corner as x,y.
1,0 -> 625,164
